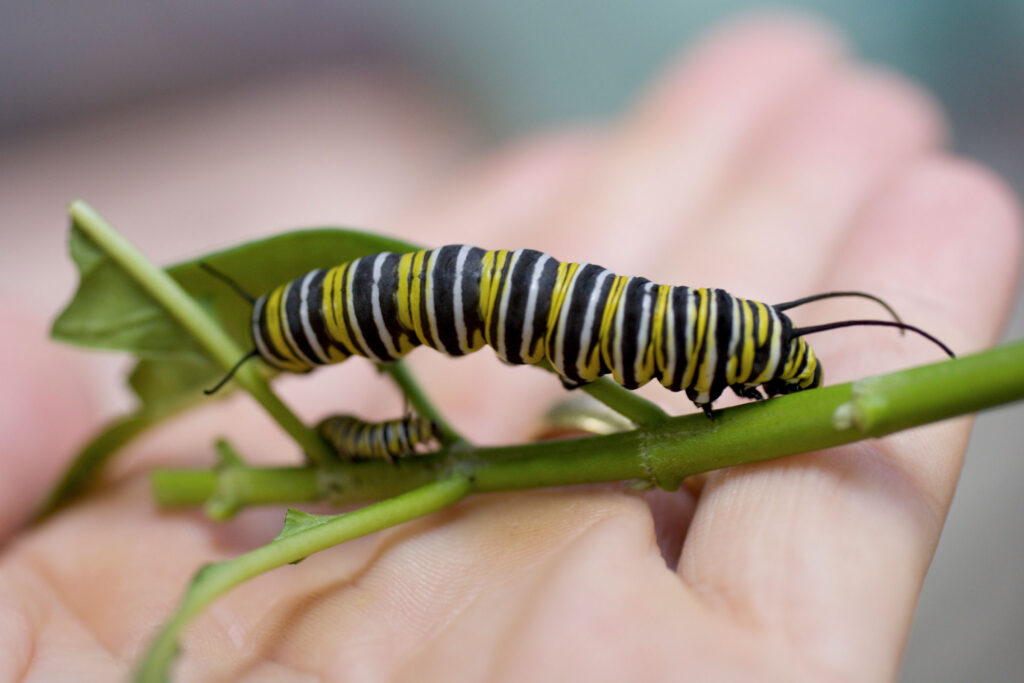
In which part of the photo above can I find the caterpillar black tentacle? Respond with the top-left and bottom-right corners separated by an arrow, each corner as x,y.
317,414 -> 441,462
206,245 -> 953,412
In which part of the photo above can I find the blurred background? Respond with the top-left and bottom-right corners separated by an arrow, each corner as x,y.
1,2 -> 1021,680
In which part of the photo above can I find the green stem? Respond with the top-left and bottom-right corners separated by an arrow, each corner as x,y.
379,361 -> 467,445
534,358 -> 668,429
135,475 -> 471,683
152,339 -> 1024,508
69,201 -> 333,465
580,378 -> 669,429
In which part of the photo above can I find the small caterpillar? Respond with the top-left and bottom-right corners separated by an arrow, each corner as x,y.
316,414 -> 441,462
203,245 -> 953,415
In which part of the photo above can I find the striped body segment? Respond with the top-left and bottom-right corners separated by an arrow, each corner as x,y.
252,246 -> 822,410
317,414 -> 441,462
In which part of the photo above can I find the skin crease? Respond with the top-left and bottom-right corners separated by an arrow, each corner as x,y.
1,16 -> 1021,683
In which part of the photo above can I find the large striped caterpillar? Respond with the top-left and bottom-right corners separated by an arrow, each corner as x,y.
204,245 -> 953,416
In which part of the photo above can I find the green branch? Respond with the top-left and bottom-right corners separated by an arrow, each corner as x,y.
69,201 -> 334,465
135,475 -> 471,683
151,338 -> 1024,508
533,358 -> 669,429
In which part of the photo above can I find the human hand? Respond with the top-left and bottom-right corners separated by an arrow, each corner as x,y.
2,17 -> 1019,681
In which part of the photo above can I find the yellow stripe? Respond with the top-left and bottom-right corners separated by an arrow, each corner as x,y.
482,250 -> 509,344
800,348 -> 818,387
754,301 -> 769,346
598,275 -> 628,371
322,267 -> 339,340
409,250 -> 429,345
682,288 -> 706,389
546,261 -> 578,347
326,263 -> 359,356
636,285 -> 657,385
652,284 -> 671,379
265,286 -> 301,367
318,269 -> 352,362
739,299 -> 755,382
785,338 -> 806,378
478,251 -> 495,327
693,290 -> 715,393
396,253 -> 415,330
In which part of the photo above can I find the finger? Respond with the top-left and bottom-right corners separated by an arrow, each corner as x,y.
389,129 -> 599,244
0,307 -> 96,542
523,17 -> 845,272
662,66 -> 945,297
678,157 -> 1021,680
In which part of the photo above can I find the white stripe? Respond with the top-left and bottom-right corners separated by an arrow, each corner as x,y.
727,296 -> 740,382
576,269 -> 612,379
633,282 -> 654,383
768,306 -> 783,379
452,245 -> 472,353
424,249 -> 445,350
345,258 -> 382,361
496,249 -> 523,361
279,281 -> 317,367
251,296 -> 278,366
520,254 -> 551,362
299,269 -> 331,364
370,253 -> 401,359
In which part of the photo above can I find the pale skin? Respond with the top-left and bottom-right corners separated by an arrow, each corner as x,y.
1,17 -> 1021,682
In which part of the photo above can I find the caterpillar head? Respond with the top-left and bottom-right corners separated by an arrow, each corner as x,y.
762,335 -> 823,397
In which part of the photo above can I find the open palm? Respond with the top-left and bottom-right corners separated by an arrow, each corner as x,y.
1,18 -> 1019,682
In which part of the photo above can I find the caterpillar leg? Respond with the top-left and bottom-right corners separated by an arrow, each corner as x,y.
558,376 -> 585,391
731,385 -> 766,402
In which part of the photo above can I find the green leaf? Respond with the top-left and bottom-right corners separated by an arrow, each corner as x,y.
43,220 -> 422,517
53,226 -> 208,362
55,225 -> 421,402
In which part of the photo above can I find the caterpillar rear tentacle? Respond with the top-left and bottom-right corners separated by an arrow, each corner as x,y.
205,245 -> 954,414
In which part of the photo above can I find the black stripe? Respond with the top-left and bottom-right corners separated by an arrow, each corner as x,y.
557,264 -> 604,383
710,289 -> 733,402
349,257 -> 393,361
460,247 -> 487,350
750,302 -> 772,381
526,255 -> 559,362
669,287 -> 689,391
500,249 -> 542,364
617,277 -> 651,389
283,276 -> 319,365
429,246 -> 464,356
376,253 -> 408,356
690,289 -> 714,392
307,269 -> 351,361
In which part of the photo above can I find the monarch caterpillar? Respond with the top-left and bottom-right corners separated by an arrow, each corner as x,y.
202,245 -> 953,416
317,414 -> 441,462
